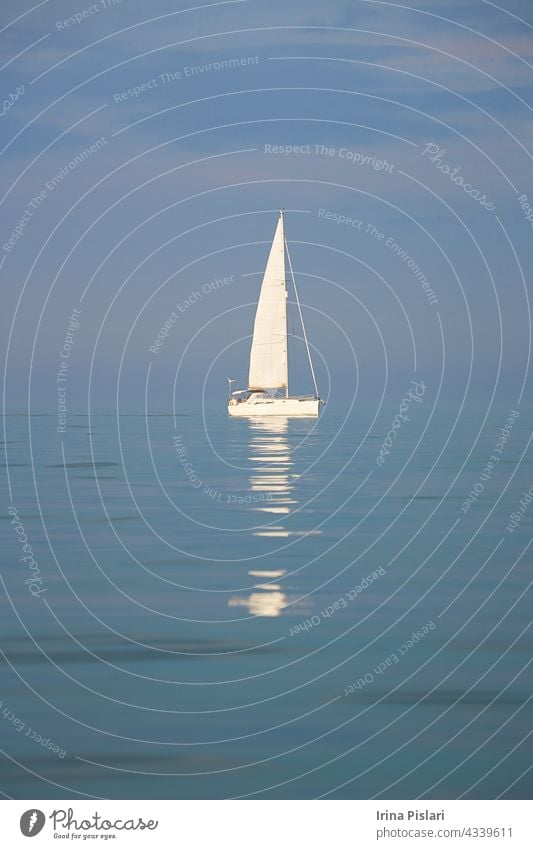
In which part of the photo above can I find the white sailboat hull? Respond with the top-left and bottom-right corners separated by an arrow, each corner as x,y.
228,396 -> 321,418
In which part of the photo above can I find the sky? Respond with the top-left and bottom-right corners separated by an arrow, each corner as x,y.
1,0 -> 532,412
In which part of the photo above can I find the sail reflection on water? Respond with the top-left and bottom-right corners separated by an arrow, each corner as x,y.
227,572 -> 287,617
249,416 -> 295,530
227,417 -> 316,617
248,417 -> 322,538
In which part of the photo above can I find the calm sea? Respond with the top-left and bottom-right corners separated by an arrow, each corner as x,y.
1,404 -> 531,799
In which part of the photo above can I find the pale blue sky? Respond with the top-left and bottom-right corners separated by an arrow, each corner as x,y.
1,0 -> 532,411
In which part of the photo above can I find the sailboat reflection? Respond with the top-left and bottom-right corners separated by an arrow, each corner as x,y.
248,417 -> 322,538
227,418 -> 316,617
227,570 -> 287,617
249,416 -> 295,535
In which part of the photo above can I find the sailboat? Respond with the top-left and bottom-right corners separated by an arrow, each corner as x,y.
227,210 -> 324,417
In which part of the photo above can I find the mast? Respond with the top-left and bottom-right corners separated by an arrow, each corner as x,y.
285,229 -> 320,398
281,209 -> 289,398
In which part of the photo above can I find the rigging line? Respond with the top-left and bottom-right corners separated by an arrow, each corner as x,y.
284,232 -> 319,398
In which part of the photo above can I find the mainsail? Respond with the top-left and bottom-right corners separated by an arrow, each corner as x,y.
248,213 -> 288,391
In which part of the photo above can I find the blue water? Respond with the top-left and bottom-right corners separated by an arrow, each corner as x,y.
1,404 -> 531,799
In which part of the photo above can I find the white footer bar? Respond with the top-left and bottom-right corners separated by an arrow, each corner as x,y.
1,799 -> 531,847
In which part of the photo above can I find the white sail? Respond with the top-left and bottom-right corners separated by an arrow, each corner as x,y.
248,212 -> 288,391
228,210 -> 322,417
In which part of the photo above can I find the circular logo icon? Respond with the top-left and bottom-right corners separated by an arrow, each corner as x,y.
20,810 -> 46,837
